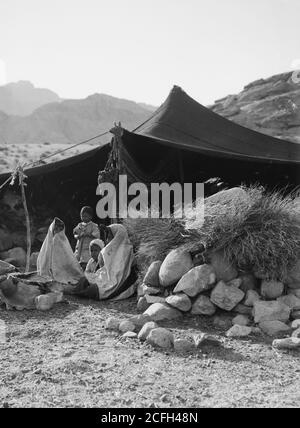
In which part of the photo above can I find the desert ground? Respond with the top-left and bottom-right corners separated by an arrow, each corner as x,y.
0,295 -> 299,408
0,142 -> 102,175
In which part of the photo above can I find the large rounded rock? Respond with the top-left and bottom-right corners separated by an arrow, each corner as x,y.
226,325 -> 252,337
105,317 -> 121,330
191,295 -> 216,315
210,281 -> 244,311
233,303 -> 253,316
159,249 -> 193,287
137,296 -> 150,312
277,294 -> 300,311
208,251 -> 238,282
146,327 -> 174,349
144,303 -> 182,322
128,314 -> 151,329
259,320 -> 290,337
232,314 -> 250,326
261,281 -> 284,300
244,289 -> 260,307
119,320 -> 136,333
1,247 -> 26,267
288,289 -> 300,299
272,337 -> 300,350
173,264 -> 216,297
138,321 -> 158,341
165,293 -> 192,312
35,292 -> 63,311
253,300 -> 290,323
143,261 -> 162,287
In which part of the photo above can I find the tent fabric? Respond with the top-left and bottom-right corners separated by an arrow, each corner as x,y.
128,85 -> 300,165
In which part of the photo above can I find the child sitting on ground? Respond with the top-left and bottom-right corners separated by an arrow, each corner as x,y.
85,239 -> 105,275
73,206 -> 100,270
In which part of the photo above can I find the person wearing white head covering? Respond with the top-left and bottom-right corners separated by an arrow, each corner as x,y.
73,223 -> 137,300
85,239 -> 105,280
37,217 -> 84,286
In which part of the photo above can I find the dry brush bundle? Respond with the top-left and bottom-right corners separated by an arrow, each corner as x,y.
123,213 -> 187,277
182,185 -> 300,281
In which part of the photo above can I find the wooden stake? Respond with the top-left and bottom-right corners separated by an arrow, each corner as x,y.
19,169 -> 31,272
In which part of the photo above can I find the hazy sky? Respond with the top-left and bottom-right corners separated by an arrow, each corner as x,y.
0,0 -> 299,106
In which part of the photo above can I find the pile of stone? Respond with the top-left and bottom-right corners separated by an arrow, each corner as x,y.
105,313 -> 218,352
135,248 -> 300,348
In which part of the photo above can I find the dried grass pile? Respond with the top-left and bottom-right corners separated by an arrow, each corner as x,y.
123,186 -> 300,281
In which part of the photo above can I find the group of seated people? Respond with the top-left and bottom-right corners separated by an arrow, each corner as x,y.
37,206 -> 137,301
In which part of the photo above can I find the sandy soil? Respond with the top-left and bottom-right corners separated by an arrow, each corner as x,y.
0,296 -> 299,408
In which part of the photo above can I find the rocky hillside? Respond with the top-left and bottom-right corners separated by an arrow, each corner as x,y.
0,81 -> 61,116
0,93 -> 154,145
209,71 -> 300,144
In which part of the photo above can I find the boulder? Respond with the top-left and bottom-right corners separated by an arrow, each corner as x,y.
253,300 -> 291,323
137,296 -> 150,312
119,320 -> 136,333
174,338 -> 195,353
233,303 -> 253,315
259,320 -> 291,337
227,278 -> 242,288
191,295 -> 216,316
145,295 -> 166,305
209,251 -> 238,282
0,229 -> 13,252
146,327 -> 174,349
1,247 -> 26,267
260,280 -> 284,300
210,281 -> 245,311
165,293 -> 192,312
128,314 -> 151,329
232,314 -> 250,326
173,264 -> 216,297
239,274 -> 258,293
213,315 -> 232,330
272,337 -> 300,350
122,331 -> 137,339
159,249 -> 193,287
143,261 -> 162,287
291,328 -> 300,338
193,333 -> 220,347
137,283 -> 161,297
288,289 -> 300,299
226,325 -> 252,337
144,303 -> 182,322
105,317 -> 121,331
137,321 -> 158,341
35,292 -> 63,311
285,259 -> 300,284
244,289 -> 261,307
291,319 -> 300,329
277,294 -> 300,311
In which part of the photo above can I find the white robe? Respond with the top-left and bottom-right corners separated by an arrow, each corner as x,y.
37,219 -> 84,285
85,224 -> 135,300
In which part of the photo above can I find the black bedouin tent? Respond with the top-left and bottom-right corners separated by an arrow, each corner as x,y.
112,85 -> 300,188
0,85 -> 299,232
